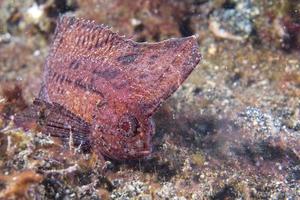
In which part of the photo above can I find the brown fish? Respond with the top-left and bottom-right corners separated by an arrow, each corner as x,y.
16,16 -> 201,160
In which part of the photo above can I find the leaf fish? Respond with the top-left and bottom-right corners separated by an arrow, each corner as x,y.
15,15 -> 201,160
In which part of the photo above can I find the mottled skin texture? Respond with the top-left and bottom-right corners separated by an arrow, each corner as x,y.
20,16 -> 201,160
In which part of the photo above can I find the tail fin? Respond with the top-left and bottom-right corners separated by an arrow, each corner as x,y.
14,99 -> 92,152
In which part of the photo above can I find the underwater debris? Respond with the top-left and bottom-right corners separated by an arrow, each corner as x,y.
110,180 -> 148,199
0,170 -> 43,199
209,0 -> 258,41
76,0 -> 195,42
1,84 -> 27,118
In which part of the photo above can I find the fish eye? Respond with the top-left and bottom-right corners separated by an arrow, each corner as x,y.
118,114 -> 139,137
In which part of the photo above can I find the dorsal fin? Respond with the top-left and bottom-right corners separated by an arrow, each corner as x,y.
50,15 -> 129,60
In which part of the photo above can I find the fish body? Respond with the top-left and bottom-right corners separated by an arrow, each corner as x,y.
16,16 -> 201,160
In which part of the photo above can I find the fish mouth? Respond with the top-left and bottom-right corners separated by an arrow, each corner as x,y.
99,143 -> 152,161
